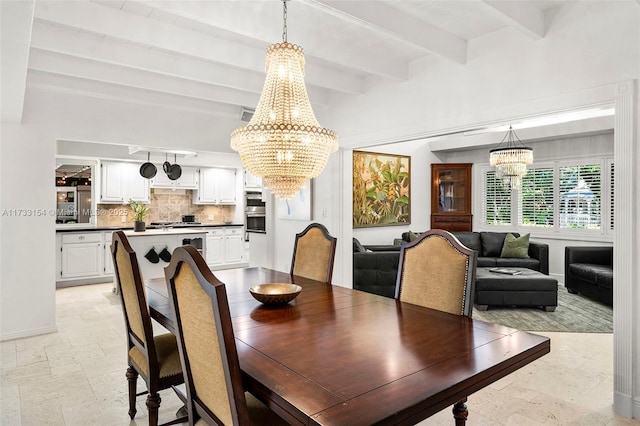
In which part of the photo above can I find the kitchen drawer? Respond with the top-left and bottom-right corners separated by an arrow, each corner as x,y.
224,228 -> 243,236
62,233 -> 102,244
207,229 -> 225,237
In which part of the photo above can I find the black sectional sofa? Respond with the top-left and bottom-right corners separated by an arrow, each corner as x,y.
565,246 -> 613,306
353,231 -> 549,298
352,240 -> 401,298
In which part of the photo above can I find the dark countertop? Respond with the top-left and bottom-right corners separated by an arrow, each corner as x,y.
56,223 -> 244,232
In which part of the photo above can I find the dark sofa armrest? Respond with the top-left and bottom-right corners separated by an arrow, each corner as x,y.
528,241 -> 549,275
565,246 -> 613,267
364,244 -> 401,252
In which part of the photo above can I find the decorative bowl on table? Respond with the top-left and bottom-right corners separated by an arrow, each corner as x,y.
249,283 -> 302,305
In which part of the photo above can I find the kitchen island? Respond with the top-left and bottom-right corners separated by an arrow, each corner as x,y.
125,229 -> 208,281
56,224 -> 247,287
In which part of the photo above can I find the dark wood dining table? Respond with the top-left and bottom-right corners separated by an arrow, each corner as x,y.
145,266 -> 550,426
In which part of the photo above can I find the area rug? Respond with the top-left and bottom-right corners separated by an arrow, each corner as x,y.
472,285 -> 613,333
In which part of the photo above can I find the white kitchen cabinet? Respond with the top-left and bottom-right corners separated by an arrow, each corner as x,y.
100,162 -> 125,203
194,168 -> 237,204
244,170 -> 263,190
205,227 -> 247,269
60,233 -> 103,279
103,231 -> 114,276
99,161 -> 149,204
205,229 -> 225,266
224,228 -> 244,263
150,166 -> 198,189
125,163 -> 150,202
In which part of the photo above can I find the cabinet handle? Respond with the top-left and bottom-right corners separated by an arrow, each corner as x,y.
79,235 -> 85,240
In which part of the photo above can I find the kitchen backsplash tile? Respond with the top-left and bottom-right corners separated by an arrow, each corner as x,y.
96,189 -> 235,227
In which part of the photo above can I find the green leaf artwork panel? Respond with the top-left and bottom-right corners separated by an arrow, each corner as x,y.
353,151 -> 410,228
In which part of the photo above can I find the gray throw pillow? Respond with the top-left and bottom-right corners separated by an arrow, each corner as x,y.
500,233 -> 530,258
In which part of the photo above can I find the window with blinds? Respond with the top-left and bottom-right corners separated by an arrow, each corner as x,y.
559,163 -> 601,229
483,170 -> 511,226
609,161 -> 615,230
481,157 -> 613,235
519,167 -> 554,228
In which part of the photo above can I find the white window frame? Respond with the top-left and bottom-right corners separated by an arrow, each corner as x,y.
477,156 -> 614,241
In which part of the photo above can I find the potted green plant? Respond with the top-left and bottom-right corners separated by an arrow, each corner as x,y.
129,199 -> 148,232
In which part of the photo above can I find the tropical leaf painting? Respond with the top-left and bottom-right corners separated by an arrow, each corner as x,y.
353,151 -> 410,227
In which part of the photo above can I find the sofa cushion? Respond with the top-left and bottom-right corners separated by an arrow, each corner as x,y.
495,257 -> 540,271
596,270 -> 613,289
569,263 -> 611,284
453,232 -> 482,253
477,257 -> 497,267
500,233 -> 530,259
481,232 -> 518,257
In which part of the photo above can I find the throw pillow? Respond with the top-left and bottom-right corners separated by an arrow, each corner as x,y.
408,231 -> 418,242
500,233 -> 530,258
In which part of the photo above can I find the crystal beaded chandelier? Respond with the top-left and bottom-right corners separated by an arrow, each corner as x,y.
489,126 -> 533,190
230,0 -> 338,199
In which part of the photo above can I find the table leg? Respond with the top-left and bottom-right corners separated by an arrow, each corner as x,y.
453,398 -> 468,426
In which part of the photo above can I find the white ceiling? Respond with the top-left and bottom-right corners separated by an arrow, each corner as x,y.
5,0 -> 621,158
5,0 -> 572,123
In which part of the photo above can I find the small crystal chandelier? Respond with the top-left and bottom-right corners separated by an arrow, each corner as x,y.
230,0 -> 338,199
489,126 -> 533,190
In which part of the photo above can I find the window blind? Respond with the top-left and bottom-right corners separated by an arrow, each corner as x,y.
519,167 -> 554,228
483,170 -> 511,226
559,163 -> 601,229
609,161 -> 615,230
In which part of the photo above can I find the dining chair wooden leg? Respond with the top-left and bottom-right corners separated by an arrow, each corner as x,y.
453,398 -> 468,426
126,367 -> 138,419
146,393 -> 161,426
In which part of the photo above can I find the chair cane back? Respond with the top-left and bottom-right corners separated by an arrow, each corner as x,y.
290,223 -> 337,284
395,229 -> 477,318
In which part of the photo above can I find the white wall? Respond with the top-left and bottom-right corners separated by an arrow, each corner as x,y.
1,123 -> 57,339
319,2 -> 637,148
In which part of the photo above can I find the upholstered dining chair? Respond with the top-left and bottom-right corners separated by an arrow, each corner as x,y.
164,246 -> 288,425
290,222 -> 337,284
395,228 -> 478,318
110,231 -> 185,426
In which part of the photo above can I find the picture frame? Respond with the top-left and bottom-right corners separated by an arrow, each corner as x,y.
353,150 -> 410,228
276,179 -> 312,220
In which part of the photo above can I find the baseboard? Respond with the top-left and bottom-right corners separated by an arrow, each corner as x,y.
1,324 -> 58,342
56,277 -> 114,288
614,390 -> 640,419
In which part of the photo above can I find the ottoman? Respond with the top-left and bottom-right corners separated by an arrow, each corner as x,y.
475,267 -> 558,312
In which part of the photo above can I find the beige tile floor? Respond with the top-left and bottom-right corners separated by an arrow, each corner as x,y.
1,282 -> 638,426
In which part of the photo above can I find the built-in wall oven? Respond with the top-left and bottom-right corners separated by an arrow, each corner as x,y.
244,191 -> 266,239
